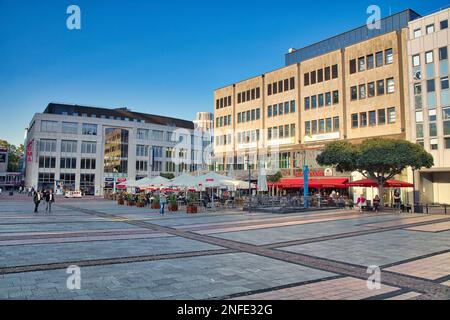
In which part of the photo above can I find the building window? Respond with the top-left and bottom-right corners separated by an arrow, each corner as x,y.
430,123 -> 438,137
439,47 -> 448,61
318,94 -> 324,107
413,28 -> 422,38
80,158 -> 96,170
278,103 -> 284,116
369,111 -> 376,126
311,95 -> 317,109
416,124 -> 424,139
445,138 -> 450,149
60,157 -> 77,169
333,117 -> 339,131
81,141 -> 97,154
429,109 -> 437,122
332,64 -> 338,79
333,91 -> 339,104
318,69 -> 323,82
290,124 -> 295,137
351,86 -> 357,100
442,76 -> 449,90
430,138 -> 438,150
61,140 -> 77,153
311,71 -> 316,84
427,79 -> 436,92
325,92 -> 331,106
377,80 -> 385,95
304,73 -> 309,86
378,109 -> 386,125
358,57 -> 365,72
137,129 -> 149,140
350,59 -> 356,74
426,24 -> 435,34
312,120 -> 317,134
441,20 -> 449,30
304,97 -> 310,110
367,54 -> 374,70
305,121 -> 311,135
368,82 -> 375,97
376,51 -> 383,67
39,139 -> 56,152
290,100 -> 296,113
387,107 -> 396,124
412,54 -> 421,67
425,51 -> 434,64
387,78 -> 395,93
38,156 -> 56,168
385,48 -> 393,64
359,84 -> 366,99
319,119 -> 325,133
325,118 -> 332,132
62,122 -> 78,134
351,114 -> 358,128
325,66 -> 331,80
136,145 -> 149,157
360,112 -> 367,127
82,123 -> 97,135
40,120 -> 59,133
136,161 -> 148,172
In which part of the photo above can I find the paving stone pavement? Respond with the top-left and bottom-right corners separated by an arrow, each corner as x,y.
1,196 -> 450,300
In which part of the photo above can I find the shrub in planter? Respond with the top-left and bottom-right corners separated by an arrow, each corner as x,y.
168,194 -> 178,212
186,192 -> 198,214
117,194 -> 125,205
136,194 -> 146,208
151,196 -> 160,209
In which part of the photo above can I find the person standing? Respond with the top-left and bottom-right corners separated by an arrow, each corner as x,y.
160,193 -> 167,215
356,194 -> 367,213
393,191 -> 402,213
373,195 -> 381,213
33,190 -> 41,213
45,190 -> 55,213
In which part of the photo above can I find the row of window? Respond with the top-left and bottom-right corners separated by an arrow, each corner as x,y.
268,101 -> 296,117
237,108 -> 261,123
305,91 -> 339,110
216,115 -> 233,127
350,78 -> 395,100
237,130 -> 261,144
237,87 -> 261,104
39,140 -> 97,154
305,117 -> 340,135
412,47 -> 447,69
304,64 -> 338,86
413,20 -> 448,39
216,95 -> 232,109
349,48 -> 393,74
39,156 -> 97,169
215,134 -> 232,146
418,138 -> 450,150
267,124 -> 296,140
136,128 -> 181,142
267,77 -> 295,96
351,108 -> 396,128
41,120 -> 98,135
56,110 -> 147,123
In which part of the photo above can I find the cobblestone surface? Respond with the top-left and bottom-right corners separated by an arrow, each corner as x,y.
1,196 -> 450,300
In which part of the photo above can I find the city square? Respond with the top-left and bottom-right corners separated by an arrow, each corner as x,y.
1,195 -> 449,300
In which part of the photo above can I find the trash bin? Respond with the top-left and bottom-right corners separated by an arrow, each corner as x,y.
414,204 -> 423,214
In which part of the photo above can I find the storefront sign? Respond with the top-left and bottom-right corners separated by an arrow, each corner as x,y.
304,132 -> 340,143
26,140 -> 33,163
294,169 -> 325,177
116,178 -> 127,183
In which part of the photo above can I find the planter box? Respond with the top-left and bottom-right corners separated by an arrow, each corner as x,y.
136,202 -> 145,208
151,204 -> 161,209
186,206 -> 197,214
117,199 -> 124,205
168,204 -> 178,212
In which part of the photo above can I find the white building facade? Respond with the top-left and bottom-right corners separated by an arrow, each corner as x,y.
407,8 -> 450,204
24,103 -> 211,195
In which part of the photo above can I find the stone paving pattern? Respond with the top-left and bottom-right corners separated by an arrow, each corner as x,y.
1,195 -> 450,300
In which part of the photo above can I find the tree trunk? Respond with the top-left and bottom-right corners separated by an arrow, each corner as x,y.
378,183 -> 385,207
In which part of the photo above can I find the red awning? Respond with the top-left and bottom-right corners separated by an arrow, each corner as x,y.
345,179 -> 413,188
268,178 -> 349,189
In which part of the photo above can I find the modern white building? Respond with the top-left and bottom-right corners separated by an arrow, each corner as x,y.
24,103 -> 211,195
407,7 -> 450,204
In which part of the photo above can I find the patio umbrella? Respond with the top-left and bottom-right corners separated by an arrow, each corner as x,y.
346,179 -> 413,188
165,172 -> 199,189
257,167 -> 268,192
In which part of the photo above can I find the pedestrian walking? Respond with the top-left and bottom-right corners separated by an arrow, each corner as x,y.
160,193 -> 167,215
356,194 -> 367,213
45,190 -> 55,213
33,190 -> 41,213
393,191 -> 402,213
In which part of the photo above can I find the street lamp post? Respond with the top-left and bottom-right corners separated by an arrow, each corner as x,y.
246,155 -> 251,214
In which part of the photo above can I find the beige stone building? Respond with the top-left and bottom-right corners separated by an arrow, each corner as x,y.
407,8 -> 450,204
214,9 -> 419,188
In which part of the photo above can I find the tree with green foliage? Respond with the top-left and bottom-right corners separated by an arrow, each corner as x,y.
316,138 -> 434,205
160,172 -> 175,180
0,139 -> 24,172
267,171 -> 282,183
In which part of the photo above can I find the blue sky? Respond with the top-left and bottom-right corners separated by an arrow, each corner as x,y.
0,0 -> 447,145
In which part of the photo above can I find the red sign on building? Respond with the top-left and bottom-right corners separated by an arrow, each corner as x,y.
26,140 -> 33,163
